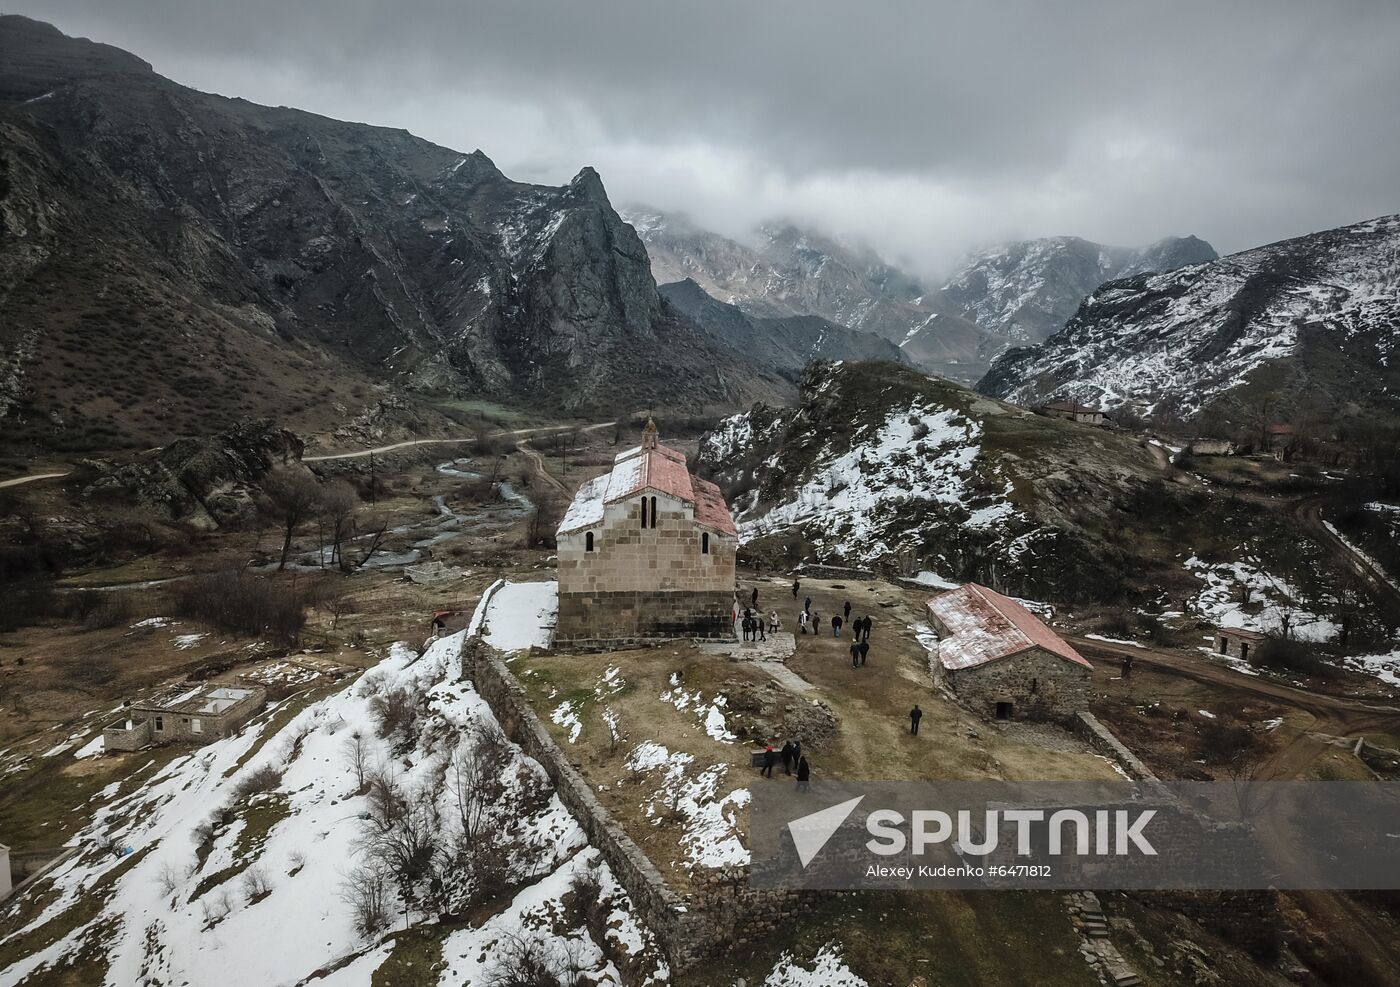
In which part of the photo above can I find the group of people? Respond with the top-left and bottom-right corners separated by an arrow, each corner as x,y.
739,607 -> 777,642
759,739 -> 811,790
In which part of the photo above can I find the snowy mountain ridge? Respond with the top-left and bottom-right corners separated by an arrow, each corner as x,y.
978,213 -> 1400,423
930,233 -> 1218,349
625,207 -> 1214,383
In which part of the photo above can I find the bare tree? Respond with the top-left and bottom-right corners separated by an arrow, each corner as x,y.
319,479 -> 361,571
344,731 -> 369,792
340,861 -> 394,938
261,468 -> 326,571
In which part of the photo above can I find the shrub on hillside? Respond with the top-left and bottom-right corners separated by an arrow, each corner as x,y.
1250,636 -> 1339,678
171,569 -> 310,641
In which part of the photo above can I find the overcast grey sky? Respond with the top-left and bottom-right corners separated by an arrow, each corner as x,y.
15,0 -> 1400,274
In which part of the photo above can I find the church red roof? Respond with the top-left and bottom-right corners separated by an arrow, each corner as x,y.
557,431 -> 736,536
691,476 -> 737,536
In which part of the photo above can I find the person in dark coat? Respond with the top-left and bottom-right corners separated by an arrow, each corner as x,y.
843,601 -> 851,621
909,705 -> 923,735
861,615 -> 873,642
850,640 -> 861,667
751,586 -> 759,608
804,596 -> 812,613
740,616 -> 751,641
761,745 -> 776,777
755,616 -> 766,642
795,756 -> 811,792
792,740 -> 802,768
792,579 -> 800,599
858,639 -> 869,666
1121,655 -> 1134,678
780,741 -> 795,775
832,614 -> 843,638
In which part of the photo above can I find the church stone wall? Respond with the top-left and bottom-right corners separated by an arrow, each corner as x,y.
558,491 -> 736,643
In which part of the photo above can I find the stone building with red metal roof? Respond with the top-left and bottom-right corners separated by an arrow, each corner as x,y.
555,420 -> 737,643
926,583 -> 1092,721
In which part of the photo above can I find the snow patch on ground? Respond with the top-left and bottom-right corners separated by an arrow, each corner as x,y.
764,942 -> 868,986
479,579 -> 558,652
1185,555 -> 1339,643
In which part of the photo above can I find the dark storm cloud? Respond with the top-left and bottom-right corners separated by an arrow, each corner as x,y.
14,0 -> 1400,273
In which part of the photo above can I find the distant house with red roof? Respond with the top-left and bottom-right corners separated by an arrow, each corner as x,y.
555,419 -> 737,643
926,583 -> 1092,721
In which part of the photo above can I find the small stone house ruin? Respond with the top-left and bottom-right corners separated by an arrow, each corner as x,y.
1040,400 -> 1106,425
555,420 -> 737,644
926,583 -> 1092,721
103,682 -> 267,751
1216,627 -> 1266,662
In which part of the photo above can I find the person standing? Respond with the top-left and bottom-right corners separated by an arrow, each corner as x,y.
850,639 -> 861,667
843,600 -> 851,622
792,579 -> 800,599
862,615 -> 874,642
761,745 -> 776,778
909,705 -> 923,735
769,609 -> 780,634
751,586 -> 759,609
780,741 -> 795,775
858,639 -> 869,666
756,616 -> 767,642
810,609 -> 820,636
795,755 -> 811,792
792,740 -> 802,768
832,614 -> 843,638
798,610 -> 808,635
804,596 -> 812,613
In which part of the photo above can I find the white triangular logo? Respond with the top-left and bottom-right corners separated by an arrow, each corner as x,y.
787,796 -> 864,867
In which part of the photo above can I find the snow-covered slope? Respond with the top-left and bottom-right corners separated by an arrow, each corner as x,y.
0,594 -> 669,986
978,214 -> 1400,423
699,360 -> 1174,603
930,234 -> 1217,349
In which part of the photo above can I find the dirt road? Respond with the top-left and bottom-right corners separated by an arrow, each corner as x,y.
1292,493 -> 1400,624
304,420 -> 620,462
0,471 -> 70,490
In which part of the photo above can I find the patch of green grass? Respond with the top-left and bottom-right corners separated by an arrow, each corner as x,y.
0,745 -> 187,853
432,399 -> 535,428
371,927 -> 451,986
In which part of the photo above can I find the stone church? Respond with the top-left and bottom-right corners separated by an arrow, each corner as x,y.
555,421 -> 737,644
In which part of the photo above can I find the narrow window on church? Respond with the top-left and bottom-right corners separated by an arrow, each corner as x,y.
702,532 -> 709,555
640,497 -> 647,528
586,531 -> 594,552
650,496 -> 658,528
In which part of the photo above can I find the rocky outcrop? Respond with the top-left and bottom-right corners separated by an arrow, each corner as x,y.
0,16 -> 777,455
81,419 -> 304,528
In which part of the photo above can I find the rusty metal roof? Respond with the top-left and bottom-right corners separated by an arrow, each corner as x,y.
927,583 -> 1091,671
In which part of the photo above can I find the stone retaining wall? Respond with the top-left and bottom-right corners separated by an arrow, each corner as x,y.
462,630 -> 799,970
1072,711 -> 1158,782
